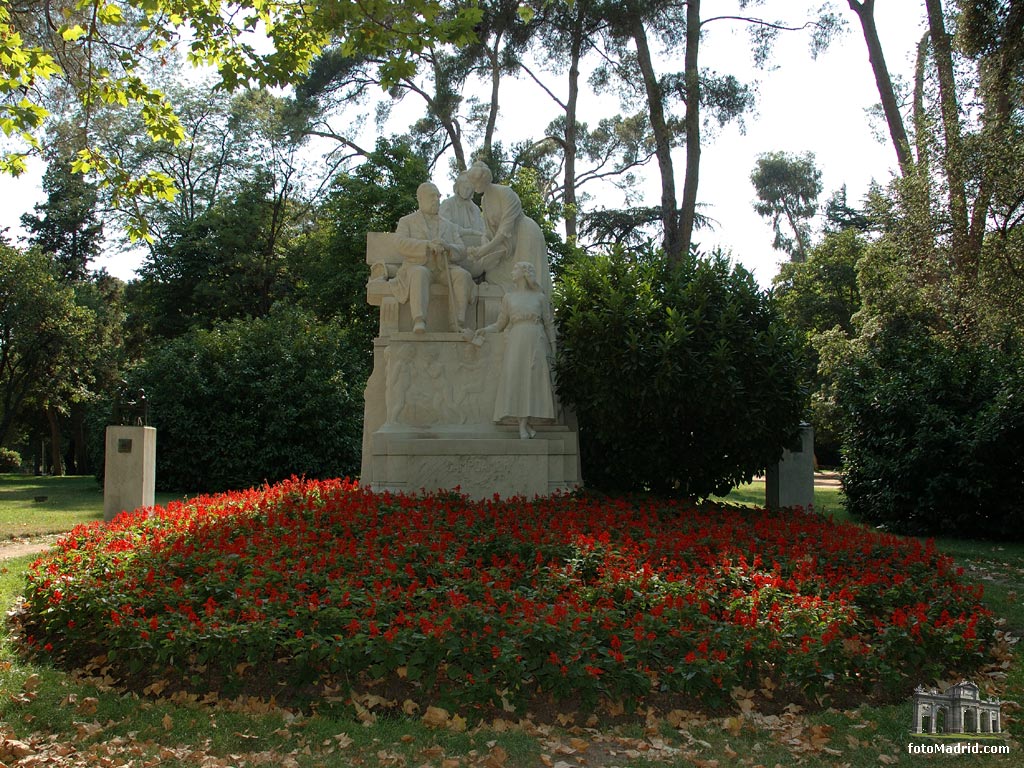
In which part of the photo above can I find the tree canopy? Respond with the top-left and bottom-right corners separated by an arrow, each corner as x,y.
751,151 -> 822,262
1,0 -> 482,238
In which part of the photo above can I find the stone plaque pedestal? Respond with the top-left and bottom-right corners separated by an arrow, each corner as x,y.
765,423 -> 814,510
103,425 -> 156,521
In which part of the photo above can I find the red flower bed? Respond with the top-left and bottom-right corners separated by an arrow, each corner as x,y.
20,478 -> 993,714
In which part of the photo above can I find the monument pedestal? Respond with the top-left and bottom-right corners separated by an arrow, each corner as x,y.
765,423 -> 814,510
103,425 -> 156,521
363,425 -> 579,499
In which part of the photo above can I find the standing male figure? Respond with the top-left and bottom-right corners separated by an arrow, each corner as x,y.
393,182 -> 476,333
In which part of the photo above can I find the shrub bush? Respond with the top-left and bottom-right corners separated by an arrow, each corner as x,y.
835,317 -> 1024,539
0,446 -> 22,472
128,306 -> 367,492
555,248 -> 806,497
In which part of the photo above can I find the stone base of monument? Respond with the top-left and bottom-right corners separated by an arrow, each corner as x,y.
362,424 -> 580,499
103,425 -> 156,521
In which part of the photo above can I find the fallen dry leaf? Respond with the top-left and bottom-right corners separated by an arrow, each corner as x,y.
423,705 -> 452,729
0,737 -> 36,760
77,696 -> 99,715
73,721 -> 104,740
481,744 -> 509,767
328,732 -> 352,749
568,737 -> 589,752
604,699 -> 626,716
809,723 -> 833,749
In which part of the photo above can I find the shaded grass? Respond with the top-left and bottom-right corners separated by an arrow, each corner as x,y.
0,473 -> 186,539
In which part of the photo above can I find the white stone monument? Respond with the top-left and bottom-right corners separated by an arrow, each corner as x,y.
765,423 -> 814,510
360,176 -> 580,499
103,425 -> 156,521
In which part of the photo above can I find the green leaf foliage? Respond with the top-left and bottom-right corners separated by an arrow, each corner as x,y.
772,230 -> 865,464
0,244 -> 96,448
1,0 -> 481,234
554,247 -> 806,497
750,151 -> 822,261
835,317 -> 1024,540
129,306 -> 366,492
289,138 -> 427,353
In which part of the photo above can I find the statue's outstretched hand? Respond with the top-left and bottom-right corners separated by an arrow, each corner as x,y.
478,250 -> 503,272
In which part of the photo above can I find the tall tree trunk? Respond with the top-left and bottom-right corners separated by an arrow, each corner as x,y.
563,20 -> 583,245
72,404 -> 89,475
631,17 -> 680,261
426,59 -> 467,171
784,206 -> 810,262
677,0 -> 701,264
968,0 -> 1020,260
46,406 -> 64,477
483,29 -> 504,164
908,31 -> 937,257
913,31 -> 930,169
848,0 -> 914,176
925,0 -> 972,272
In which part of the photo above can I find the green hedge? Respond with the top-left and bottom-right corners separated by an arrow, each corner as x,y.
836,319 -> 1024,539
554,248 -> 806,497
129,306 -> 367,492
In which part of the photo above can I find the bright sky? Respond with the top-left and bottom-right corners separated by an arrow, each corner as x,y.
691,1 -> 926,286
0,1 -> 926,288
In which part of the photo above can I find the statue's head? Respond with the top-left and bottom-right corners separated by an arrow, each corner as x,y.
454,174 -> 475,200
417,182 -> 441,214
511,260 -> 539,289
465,161 -> 493,194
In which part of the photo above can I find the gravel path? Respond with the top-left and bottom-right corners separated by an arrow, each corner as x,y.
0,534 -> 62,563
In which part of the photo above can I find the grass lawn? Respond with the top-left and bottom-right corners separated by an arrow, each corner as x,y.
0,476 -> 1020,767
711,478 -> 850,522
0,474 -> 186,540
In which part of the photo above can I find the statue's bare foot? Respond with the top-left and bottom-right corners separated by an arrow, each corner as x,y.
413,319 -> 426,334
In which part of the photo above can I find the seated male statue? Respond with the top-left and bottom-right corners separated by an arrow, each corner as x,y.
393,182 -> 476,333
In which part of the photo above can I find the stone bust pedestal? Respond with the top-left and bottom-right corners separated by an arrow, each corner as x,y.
103,425 -> 156,521
360,232 -> 580,499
